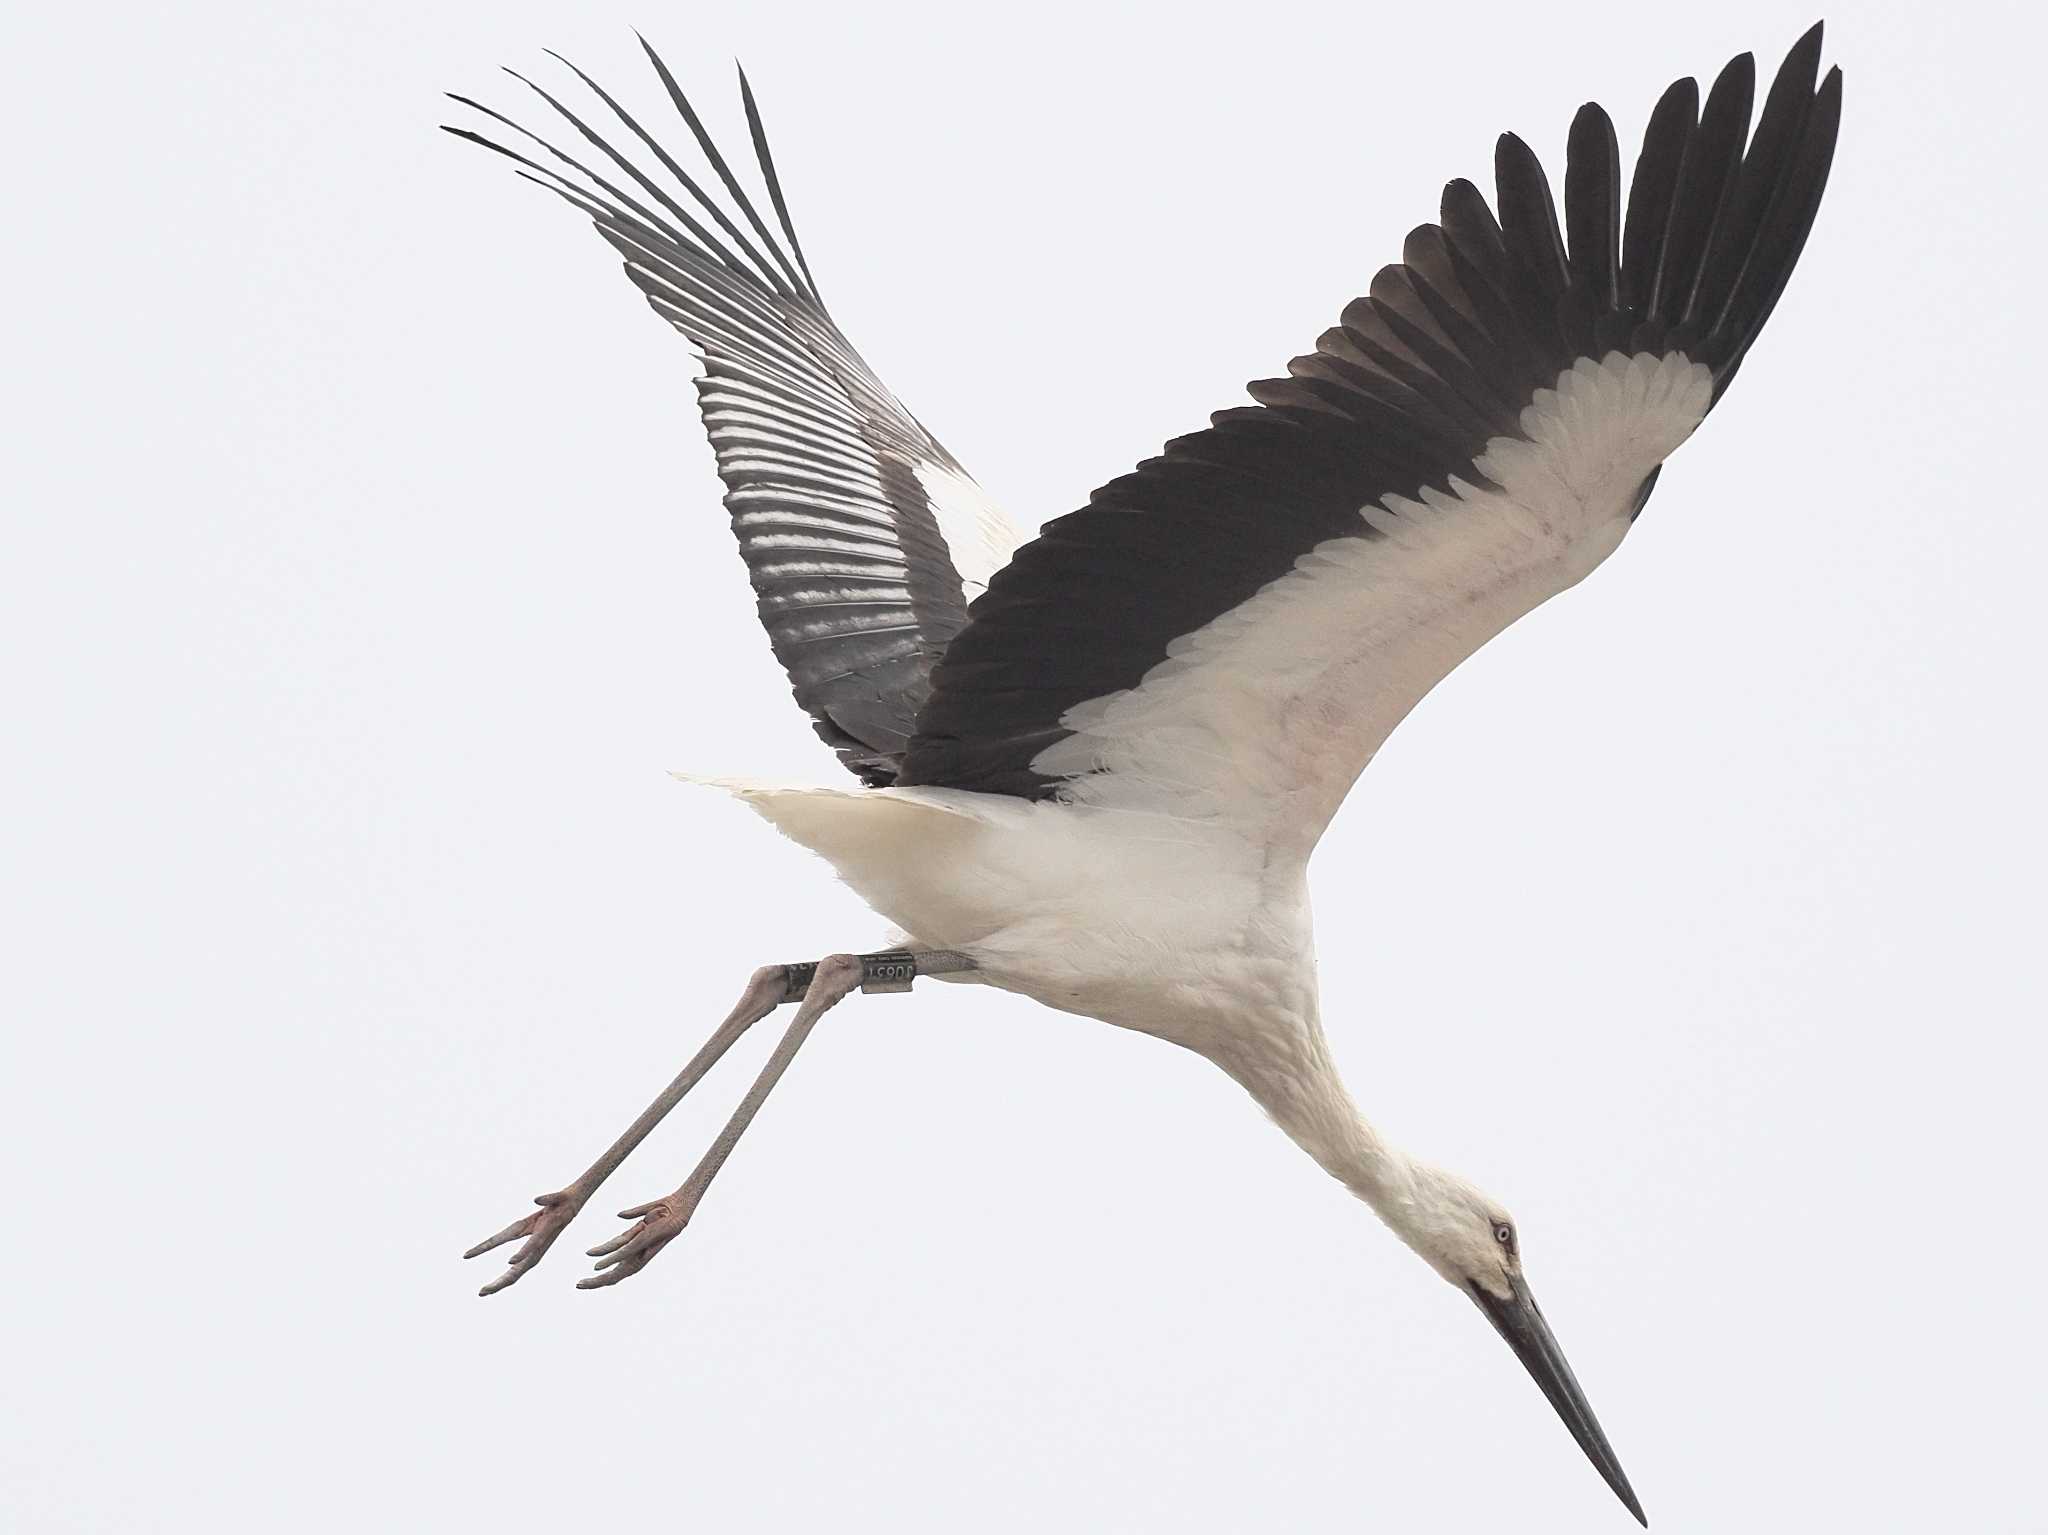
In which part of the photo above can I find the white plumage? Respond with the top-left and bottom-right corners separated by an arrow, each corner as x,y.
912,457 -> 1024,595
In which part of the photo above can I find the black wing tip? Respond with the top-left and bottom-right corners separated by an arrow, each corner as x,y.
1714,50 -> 1759,92
1769,20 -> 1829,95
1656,73 -> 1702,115
1569,100 -> 1614,134
1566,102 -> 1620,167
731,57 -> 822,301
446,36 -> 829,302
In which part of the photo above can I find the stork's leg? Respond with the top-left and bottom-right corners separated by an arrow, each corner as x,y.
463,963 -> 792,1296
577,948 -> 968,1290
464,949 -> 971,1296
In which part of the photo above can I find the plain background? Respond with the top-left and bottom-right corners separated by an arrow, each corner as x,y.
7,1 -> 2043,1530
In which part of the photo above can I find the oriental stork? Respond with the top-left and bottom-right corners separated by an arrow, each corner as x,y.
447,25 -> 1841,1525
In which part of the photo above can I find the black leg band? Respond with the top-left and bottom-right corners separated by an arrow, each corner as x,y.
859,951 -> 918,994
779,961 -> 818,1003
780,950 -> 957,1003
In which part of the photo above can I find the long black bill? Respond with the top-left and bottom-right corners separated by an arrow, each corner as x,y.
1470,1275 -> 1646,1526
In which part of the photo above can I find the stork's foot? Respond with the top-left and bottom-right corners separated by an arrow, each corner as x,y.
576,1191 -> 697,1289
464,1186 -> 587,1296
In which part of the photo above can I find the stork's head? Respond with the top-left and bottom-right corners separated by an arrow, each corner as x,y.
1390,1165 -> 1647,1527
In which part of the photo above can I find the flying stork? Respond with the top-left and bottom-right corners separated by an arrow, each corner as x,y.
448,25 -> 1840,1525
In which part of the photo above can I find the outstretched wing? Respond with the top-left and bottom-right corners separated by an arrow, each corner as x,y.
446,43 -> 1019,785
901,27 -> 1840,858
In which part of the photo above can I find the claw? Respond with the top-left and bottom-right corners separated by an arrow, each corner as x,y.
462,1212 -> 539,1261
576,1198 -> 688,1288
463,1188 -> 584,1295
585,1227 -> 637,1258
592,1229 -> 652,1267
575,1245 -> 666,1289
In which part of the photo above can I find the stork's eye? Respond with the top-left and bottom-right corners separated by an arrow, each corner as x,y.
1493,1223 -> 1514,1247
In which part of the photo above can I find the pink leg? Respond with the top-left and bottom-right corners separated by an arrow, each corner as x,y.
463,962 -> 792,1297
465,949 -> 973,1295
577,951 -> 867,1290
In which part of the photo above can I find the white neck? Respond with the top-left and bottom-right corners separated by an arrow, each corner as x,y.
1209,1009 -> 1416,1219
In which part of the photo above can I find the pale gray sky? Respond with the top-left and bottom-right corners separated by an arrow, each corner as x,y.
7,1 -> 2044,1530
